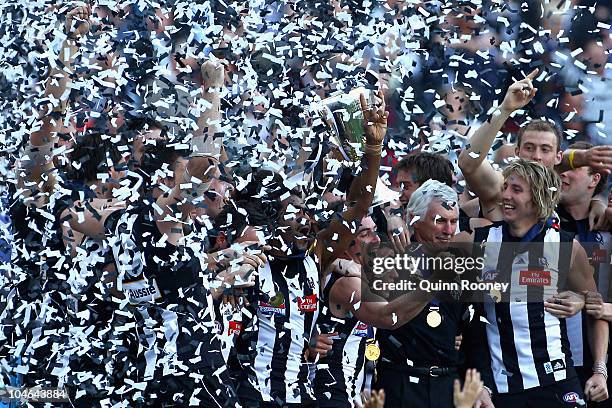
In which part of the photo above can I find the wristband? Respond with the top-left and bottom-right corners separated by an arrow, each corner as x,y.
568,149 -> 576,170
593,362 -> 608,380
364,143 -> 382,156
483,385 -> 493,396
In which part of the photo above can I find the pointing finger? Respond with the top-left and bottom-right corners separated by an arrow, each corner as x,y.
526,68 -> 539,80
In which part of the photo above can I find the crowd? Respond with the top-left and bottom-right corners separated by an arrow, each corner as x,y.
1,0 -> 612,407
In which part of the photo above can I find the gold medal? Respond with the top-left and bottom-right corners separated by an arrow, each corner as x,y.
427,310 -> 442,328
365,343 -> 380,361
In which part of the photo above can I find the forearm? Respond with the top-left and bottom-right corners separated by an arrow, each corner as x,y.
193,61 -> 224,157
345,149 -> 381,220
210,268 -> 234,300
458,107 -> 510,175
601,303 -> 612,322
191,88 -> 221,156
381,292 -> 432,328
588,316 -> 609,364
557,149 -> 579,173
30,39 -> 78,150
557,148 -> 599,174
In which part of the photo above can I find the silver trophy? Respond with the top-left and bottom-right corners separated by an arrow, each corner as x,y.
320,87 -> 374,162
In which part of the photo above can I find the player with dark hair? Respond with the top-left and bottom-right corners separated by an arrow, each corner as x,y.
558,141 -> 612,405
227,92 -> 389,407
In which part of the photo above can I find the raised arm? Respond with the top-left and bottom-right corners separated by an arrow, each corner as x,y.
317,91 -> 387,271
20,5 -> 91,195
458,69 -> 538,207
191,60 -> 224,158
557,146 -> 612,175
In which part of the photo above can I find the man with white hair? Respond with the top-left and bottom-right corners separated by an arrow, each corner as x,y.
375,179 -> 473,408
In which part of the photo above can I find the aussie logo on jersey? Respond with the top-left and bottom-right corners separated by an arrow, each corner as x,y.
259,293 -> 286,316
352,322 -> 369,337
122,278 -> 162,304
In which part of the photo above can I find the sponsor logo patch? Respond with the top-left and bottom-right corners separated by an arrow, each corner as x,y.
259,293 -> 286,316
123,279 -> 162,304
519,270 -> 551,286
352,322 -> 369,337
259,302 -> 286,316
552,359 -> 566,371
515,256 -> 527,265
563,392 -> 580,403
544,359 -> 566,374
544,362 -> 553,374
593,248 -> 606,264
228,321 -> 243,335
297,294 -> 317,312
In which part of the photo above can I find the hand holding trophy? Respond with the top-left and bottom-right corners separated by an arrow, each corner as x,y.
360,89 -> 388,148
319,87 -> 396,207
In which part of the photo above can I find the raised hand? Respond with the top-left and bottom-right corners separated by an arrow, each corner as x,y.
386,215 -> 410,253
362,389 -> 386,408
360,90 -> 388,146
201,60 -> 225,88
454,369 -> 484,408
65,4 -> 91,38
500,69 -> 539,113
582,146 -> 612,175
308,332 -> 337,360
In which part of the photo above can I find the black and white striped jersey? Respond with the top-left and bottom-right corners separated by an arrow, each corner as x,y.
476,222 -> 575,394
232,254 -> 320,405
314,271 -> 373,408
106,202 -> 227,373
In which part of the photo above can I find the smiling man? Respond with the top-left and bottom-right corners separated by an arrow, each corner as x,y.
458,69 -> 612,229
456,159 -> 609,408
375,179 -> 472,408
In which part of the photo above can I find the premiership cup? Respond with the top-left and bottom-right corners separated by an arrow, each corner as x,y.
320,87 -> 374,162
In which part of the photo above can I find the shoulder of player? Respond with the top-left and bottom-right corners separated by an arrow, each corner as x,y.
570,238 -> 588,267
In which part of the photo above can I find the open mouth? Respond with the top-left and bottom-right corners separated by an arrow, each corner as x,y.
298,225 -> 311,237
502,203 -> 516,210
